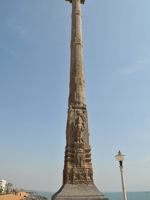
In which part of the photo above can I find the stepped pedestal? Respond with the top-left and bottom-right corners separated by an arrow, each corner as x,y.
52,184 -> 108,200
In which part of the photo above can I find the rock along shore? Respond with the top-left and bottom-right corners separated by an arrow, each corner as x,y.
22,194 -> 47,200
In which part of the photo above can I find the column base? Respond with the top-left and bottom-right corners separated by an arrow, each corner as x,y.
51,184 -> 109,200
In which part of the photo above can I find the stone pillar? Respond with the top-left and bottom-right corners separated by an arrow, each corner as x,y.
69,0 -> 85,107
52,0 -> 109,199
63,0 -> 93,186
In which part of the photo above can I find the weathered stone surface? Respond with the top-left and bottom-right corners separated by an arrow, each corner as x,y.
52,0 -> 108,199
52,184 -> 108,200
62,0 -> 93,187
23,194 -> 47,200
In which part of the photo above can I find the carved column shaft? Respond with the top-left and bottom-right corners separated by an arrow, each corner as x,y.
69,0 -> 85,106
63,0 -> 93,186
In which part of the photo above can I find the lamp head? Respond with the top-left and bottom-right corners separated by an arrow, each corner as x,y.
115,151 -> 125,162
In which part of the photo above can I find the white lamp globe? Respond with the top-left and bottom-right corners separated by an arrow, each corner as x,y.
115,151 -> 125,162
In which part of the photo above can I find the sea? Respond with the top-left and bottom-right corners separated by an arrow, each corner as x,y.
32,191 -> 150,200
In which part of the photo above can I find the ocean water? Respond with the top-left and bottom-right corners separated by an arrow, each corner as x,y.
32,190 -> 150,200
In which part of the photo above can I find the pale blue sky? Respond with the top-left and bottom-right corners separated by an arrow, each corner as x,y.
0,0 -> 150,193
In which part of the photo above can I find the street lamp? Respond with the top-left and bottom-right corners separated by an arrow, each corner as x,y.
115,151 -> 127,200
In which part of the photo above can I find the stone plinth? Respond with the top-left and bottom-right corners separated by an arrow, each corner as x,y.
52,184 -> 108,200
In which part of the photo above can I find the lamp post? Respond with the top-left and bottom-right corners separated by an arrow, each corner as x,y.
115,151 -> 127,200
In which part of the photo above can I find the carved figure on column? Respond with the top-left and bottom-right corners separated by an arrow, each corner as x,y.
74,115 -> 85,142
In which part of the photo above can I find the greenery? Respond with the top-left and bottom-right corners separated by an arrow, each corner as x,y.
5,182 -> 12,194
0,188 -> 3,194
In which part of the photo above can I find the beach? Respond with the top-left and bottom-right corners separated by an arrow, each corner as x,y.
0,192 -> 29,200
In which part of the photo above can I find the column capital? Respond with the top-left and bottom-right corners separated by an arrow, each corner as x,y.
66,0 -> 85,4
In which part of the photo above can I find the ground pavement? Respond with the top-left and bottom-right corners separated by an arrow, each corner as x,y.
0,192 -> 29,200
